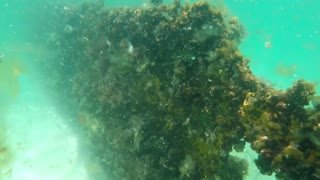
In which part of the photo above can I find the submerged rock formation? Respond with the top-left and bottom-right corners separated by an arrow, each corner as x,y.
39,1 -> 320,179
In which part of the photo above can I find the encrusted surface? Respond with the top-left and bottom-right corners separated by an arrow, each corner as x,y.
39,1 -> 320,179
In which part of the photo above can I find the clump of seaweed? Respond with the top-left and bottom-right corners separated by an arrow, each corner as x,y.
37,1 -> 320,179
240,80 -> 320,179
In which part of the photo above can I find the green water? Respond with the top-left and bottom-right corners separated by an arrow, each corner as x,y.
229,0 -> 320,92
0,0 -> 319,179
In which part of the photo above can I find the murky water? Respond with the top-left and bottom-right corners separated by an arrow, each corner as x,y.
1,1 -> 319,180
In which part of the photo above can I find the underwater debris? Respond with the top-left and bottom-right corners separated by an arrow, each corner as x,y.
264,41 -> 272,48
38,1 -> 320,179
274,63 -> 297,77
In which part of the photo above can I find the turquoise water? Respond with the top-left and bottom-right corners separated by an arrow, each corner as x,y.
228,0 -> 320,92
0,0 -> 319,179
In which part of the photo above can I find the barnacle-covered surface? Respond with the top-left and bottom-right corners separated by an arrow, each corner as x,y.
38,1 -> 320,179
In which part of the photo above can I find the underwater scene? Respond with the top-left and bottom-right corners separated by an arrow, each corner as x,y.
1,0 -> 320,179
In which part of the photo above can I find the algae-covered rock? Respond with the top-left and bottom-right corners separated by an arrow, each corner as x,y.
38,1 -> 320,179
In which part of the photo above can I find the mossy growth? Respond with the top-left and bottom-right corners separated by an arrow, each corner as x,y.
240,80 -> 320,179
37,1 -> 320,179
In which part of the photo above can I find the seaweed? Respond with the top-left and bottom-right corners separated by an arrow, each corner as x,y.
39,1 -> 320,179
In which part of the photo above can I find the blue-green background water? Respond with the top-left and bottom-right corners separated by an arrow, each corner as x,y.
228,0 -> 320,92
0,0 -> 319,179
1,0 -> 319,92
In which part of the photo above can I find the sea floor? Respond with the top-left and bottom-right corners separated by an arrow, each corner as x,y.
1,71 -> 89,180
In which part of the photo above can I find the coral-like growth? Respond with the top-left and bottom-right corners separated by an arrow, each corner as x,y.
38,1 -> 320,179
